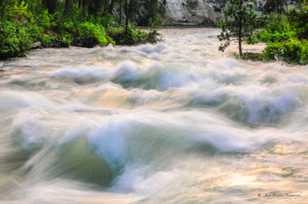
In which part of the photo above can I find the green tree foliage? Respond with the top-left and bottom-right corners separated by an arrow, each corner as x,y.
250,4 -> 308,64
218,0 -> 307,64
0,1 -> 36,59
218,0 -> 257,57
263,39 -> 308,64
288,4 -> 308,39
75,22 -> 108,47
0,20 -> 32,59
42,0 -> 57,13
264,0 -> 288,13
0,0 -> 162,60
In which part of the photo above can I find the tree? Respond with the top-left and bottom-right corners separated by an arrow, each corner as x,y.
147,0 -> 159,26
0,0 -> 10,19
119,0 -> 123,24
64,0 -> 74,15
125,0 -> 129,33
264,0 -> 288,13
42,0 -> 57,13
218,0 -> 257,57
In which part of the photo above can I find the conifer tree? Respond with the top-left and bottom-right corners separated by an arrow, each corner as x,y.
218,0 -> 257,57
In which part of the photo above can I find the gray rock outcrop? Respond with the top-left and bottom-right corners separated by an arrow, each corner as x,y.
163,0 -> 226,25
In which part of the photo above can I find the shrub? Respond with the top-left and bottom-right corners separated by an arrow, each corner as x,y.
92,15 -> 117,28
249,11 -> 307,65
0,21 -> 33,59
5,1 -> 33,22
265,14 -> 293,33
288,7 -> 308,39
55,19 -> 76,34
40,33 -> 57,47
257,30 -> 297,43
148,15 -> 162,28
27,23 -> 44,41
108,25 -> 159,45
36,10 -> 52,29
58,33 -> 73,47
74,22 -> 108,47
263,39 -> 308,65
147,30 -> 161,43
250,14 -> 297,44
40,32 -> 72,48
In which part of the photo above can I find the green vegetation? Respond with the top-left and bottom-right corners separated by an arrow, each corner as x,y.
256,6 -> 307,65
0,20 -> 32,59
108,26 -> 159,45
1,0 -> 306,65
219,0 -> 307,65
0,0 -> 161,60
218,0 -> 257,57
263,39 -> 308,64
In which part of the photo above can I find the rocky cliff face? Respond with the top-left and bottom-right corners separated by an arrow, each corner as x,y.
163,0 -> 225,25
162,0 -> 271,25
134,0 -> 272,26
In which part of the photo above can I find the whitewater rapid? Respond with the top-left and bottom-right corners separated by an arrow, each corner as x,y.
1,28 -> 308,204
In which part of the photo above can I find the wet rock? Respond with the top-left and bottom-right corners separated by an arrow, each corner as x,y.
31,42 -> 42,49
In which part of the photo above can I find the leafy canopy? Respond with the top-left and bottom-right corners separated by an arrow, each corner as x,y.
218,0 -> 257,56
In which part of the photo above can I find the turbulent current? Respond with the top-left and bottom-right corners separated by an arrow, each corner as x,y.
1,28 -> 308,204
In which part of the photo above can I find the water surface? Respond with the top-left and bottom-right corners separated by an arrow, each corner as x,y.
1,28 -> 308,204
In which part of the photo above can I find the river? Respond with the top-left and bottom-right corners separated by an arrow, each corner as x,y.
1,28 -> 308,204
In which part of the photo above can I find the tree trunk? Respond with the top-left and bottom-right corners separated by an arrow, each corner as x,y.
64,0 -> 74,15
239,30 -> 243,57
82,0 -> 89,17
109,0 -> 115,13
150,0 -> 158,18
88,0 -> 104,15
0,0 -> 9,19
238,0 -> 243,57
119,0 -> 123,24
78,0 -> 83,13
125,0 -> 129,33
43,0 -> 57,13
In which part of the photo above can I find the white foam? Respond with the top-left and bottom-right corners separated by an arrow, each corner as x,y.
191,84 -> 302,125
0,91 -> 53,111
113,61 -> 140,82
138,43 -> 167,55
87,111 -> 262,169
89,118 -> 129,171
112,62 -> 203,90
51,67 -> 110,84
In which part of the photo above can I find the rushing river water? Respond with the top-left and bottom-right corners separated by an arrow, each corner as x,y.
1,28 -> 308,204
